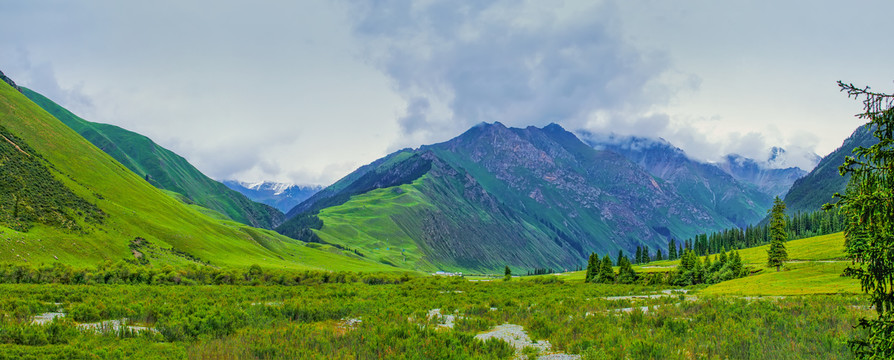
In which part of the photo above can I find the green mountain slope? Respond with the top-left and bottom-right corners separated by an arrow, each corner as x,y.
21,88 -> 284,229
279,123 -> 752,272
0,79 -> 398,272
783,125 -> 876,214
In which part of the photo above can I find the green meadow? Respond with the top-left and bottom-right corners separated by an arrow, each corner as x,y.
0,275 -> 869,359
533,232 -> 858,296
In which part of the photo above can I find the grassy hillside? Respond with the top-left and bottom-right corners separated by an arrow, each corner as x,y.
0,80 -> 399,273
700,232 -> 858,295
313,178 -> 433,270
312,163 -> 576,272
702,262 -> 857,295
21,88 -> 284,230
538,232 -> 858,295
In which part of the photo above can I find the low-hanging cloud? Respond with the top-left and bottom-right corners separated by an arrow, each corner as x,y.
349,0 -> 672,147
4,48 -> 94,114
4,0 -> 866,186
348,0 -> 830,172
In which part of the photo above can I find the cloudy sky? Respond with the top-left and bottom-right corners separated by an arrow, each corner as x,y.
2,0 -> 892,185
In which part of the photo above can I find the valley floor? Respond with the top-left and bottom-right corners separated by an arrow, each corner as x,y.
0,279 -> 869,359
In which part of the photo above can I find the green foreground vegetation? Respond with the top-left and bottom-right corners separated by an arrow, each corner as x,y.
0,232 -> 867,359
0,279 -> 869,359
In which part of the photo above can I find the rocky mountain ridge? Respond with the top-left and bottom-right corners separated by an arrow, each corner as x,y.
277,122 -> 780,271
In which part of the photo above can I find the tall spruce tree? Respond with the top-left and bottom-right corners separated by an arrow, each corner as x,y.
730,251 -> 743,278
585,252 -> 599,283
503,266 -> 511,281
635,246 -> 642,264
673,249 -> 704,286
669,238 -> 678,260
617,255 -> 638,284
597,255 -> 615,283
767,196 -> 789,272
828,81 -> 894,358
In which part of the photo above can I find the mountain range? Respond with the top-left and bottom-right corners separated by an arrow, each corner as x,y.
2,68 -> 868,274
223,181 -> 322,213
716,152 -> 809,198
276,122 -> 808,272
584,134 -> 813,199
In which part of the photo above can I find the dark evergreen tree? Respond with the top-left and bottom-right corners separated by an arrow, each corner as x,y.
596,255 -> 615,283
503,265 -> 511,281
668,238 -> 678,260
830,81 -> 894,358
585,252 -> 599,283
617,255 -> 638,284
673,249 -> 704,286
635,246 -> 642,264
730,251 -> 743,277
767,197 -> 789,272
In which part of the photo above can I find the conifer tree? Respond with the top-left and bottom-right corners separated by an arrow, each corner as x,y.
767,197 -> 789,272
597,255 -> 615,283
673,249 -> 706,286
718,247 -> 728,265
829,81 -> 894,358
617,255 -> 638,284
730,251 -> 743,277
504,266 -> 511,281
642,247 -> 650,263
669,239 -> 678,260
635,246 -> 642,264
585,252 -> 599,283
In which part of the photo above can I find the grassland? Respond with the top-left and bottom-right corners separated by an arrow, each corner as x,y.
314,178 -> 432,270
524,232 -> 859,296
650,232 -> 847,268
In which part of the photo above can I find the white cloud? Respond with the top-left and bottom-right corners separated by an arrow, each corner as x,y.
350,0 -> 674,146
0,1 -> 404,185
1,0 -> 892,184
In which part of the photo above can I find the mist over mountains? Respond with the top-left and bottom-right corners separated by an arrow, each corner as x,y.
222,181 -> 323,213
